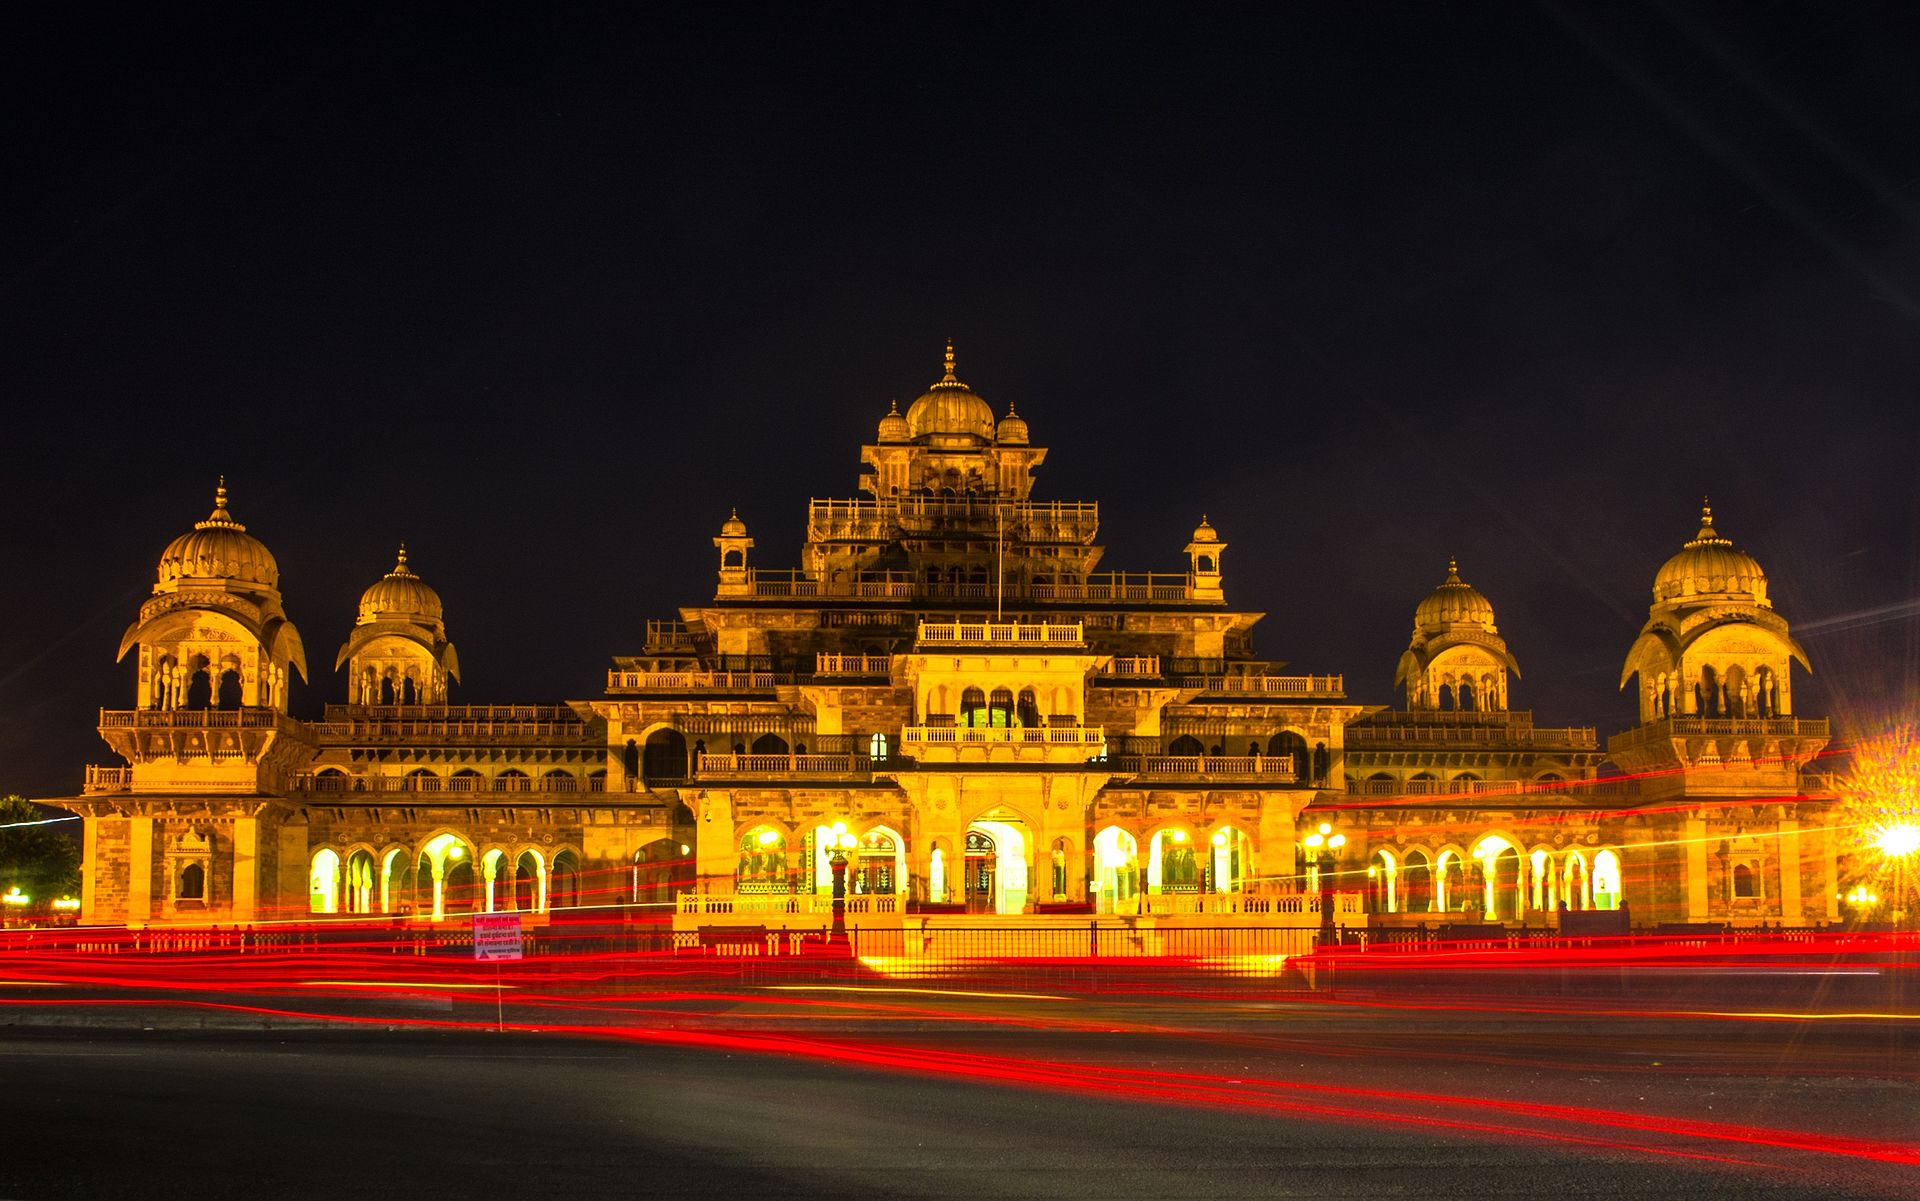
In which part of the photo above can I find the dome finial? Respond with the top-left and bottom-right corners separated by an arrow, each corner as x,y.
1446,556 -> 1461,583
196,476 -> 244,531
1686,497 -> 1731,547
942,340 -> 956,382
887,398 -> 900,416
396,542 -> 410,571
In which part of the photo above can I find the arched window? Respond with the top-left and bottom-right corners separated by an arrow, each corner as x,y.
1016,689 -> 1040,727
750,732 -> 789,756
1266,731 -> 1308,780
449,769 -> 484,793
1457,680 -> 1476,712
623,739 -> 640,786
1699,665 -> 1720,717
644,729 -> 689,782
309,849 -> 340,914
1402,850 -> 1432,913
494,769 -> 529,792
959,688 -> 986,727
1168,734 -> 1204,757
868,732 -> 890,762
1732,862 -> 1757,899
988,688 -> 1014,727
737,827 -> 789,894
186,657 -> 213,710
405,768 -> 440,792
177,862 -> 206,901
1437,683 -> 1454,710
1593,850 -> 1621,911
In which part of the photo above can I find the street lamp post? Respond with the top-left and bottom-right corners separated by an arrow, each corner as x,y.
1302,822 -> 1346,948
827,824 -> 858,950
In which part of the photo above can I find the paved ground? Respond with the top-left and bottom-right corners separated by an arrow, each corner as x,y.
1,952 -> 1914,1198
2,1016 -> 1914,1200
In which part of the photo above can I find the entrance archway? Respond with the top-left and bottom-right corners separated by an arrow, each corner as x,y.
965,819 -> 1028,915
1093,826 -> 1139,914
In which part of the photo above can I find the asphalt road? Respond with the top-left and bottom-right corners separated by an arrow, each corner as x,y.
2,1020 -> 1913,1201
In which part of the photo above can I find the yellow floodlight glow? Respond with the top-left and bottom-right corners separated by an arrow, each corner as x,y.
1303,833 -> 1323,849
1211,831 -> 1227,848
1317,823 -> 1332,836
1171,829 -> 1187,843
1329,833 -> 1346,850
831,820 -> 848,837
1878,823 -> 1920,859
52,897 -> 80,912
758,828 -> 780,846
1,887 -> 28,906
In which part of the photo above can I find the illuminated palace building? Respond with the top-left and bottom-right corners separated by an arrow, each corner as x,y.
61,348 -> 1844,933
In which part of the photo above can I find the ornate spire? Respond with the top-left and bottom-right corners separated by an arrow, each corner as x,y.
931,339 -> 966,388
196,475 -> 245,531
1686,497 -> 1731,547
1445,556 -> 1462,584
389,543 -> 416,577
887,398 -> 900,415
943,340 -> 956,380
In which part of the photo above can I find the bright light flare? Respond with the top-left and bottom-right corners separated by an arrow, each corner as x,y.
1835,725 -> 1920,920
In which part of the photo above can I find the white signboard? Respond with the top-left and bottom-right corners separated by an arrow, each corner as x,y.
472,912 -> 524,961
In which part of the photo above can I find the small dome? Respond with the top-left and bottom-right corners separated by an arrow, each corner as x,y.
155,480 -> 280,592
1190,515 -> 1220,544
1414,558 -> 1496,628
877,399 -> 910,443
904,342 -> 995,441
1652,502 -> 1768,604
357,545 -> 444,623
995,402 -> 1029,445
719,508 -> 748,538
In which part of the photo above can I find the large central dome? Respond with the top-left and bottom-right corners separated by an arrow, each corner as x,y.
904,343 -> 996,441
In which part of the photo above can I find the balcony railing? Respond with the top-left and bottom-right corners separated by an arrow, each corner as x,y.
84,765 -> 132,793
1111,755 -> 1299,781
1345,777 -> 1642,799
813,653 -> 893,676
606,670 -> 794,692
99,707 -> 288,730
1185,674 -> 1345,697
1099,656 -> 1162,676
678,892 -> 901,917
295,773 -> 607,794
916,621 -> 1084,647
1607,715 -> 1830,754
901,725 -> 1105,746
1140,891 -> 1365,917
807,497 -> 1101,543
734,569 -> 1205,605
1347,723 -> 1597,747
694,753 -> 873,778
311,716 -> 593,742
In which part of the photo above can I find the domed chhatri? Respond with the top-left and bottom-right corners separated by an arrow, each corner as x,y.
1413,557 -> 1497,630
356,544 -> 445,624
877,398 -> 910,443
1651,500 -> 1769,605
995,401 -> 1029,445
336,542 -> 460,702
904,342 -> 997,441
154,478 -> 280,593
719,508 -> 749,538
1190,515 -> 1220,544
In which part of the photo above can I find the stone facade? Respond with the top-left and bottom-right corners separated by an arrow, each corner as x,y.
55,348 -> 1844,930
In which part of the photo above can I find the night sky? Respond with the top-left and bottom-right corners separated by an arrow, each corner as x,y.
4,3 -> 1918,798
